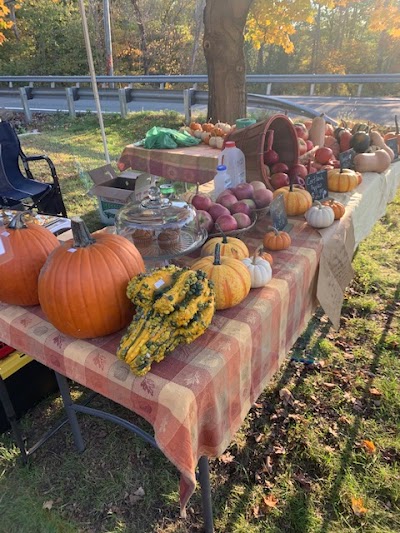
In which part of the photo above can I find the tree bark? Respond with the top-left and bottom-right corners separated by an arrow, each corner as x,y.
131,0 -> 150,75
190,0 -> 206,74
203,0 -> 254,123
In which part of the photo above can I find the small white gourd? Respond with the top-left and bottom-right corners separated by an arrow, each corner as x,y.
242,247 -> 273,288
305,201 -> 335,229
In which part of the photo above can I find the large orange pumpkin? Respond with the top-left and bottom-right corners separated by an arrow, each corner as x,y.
38,217 -> 145,338
191,243 -> 251,310
0,212 -> 60,306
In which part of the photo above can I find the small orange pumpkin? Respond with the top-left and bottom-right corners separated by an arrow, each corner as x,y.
327,168 -> 359,193
258,248 -> 274,266
272,184 -> 312,216
263,227 -> 291,251
321,199 -> 345,220
190,121 -> 202,131
38,217 -> 145,338
0,212 -> 60,306
191,243 -> 251,310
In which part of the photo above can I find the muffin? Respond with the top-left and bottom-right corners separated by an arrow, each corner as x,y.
131,229 -> 154,245
157,228 -> 181,249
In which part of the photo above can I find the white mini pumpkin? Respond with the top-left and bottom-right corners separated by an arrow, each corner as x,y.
242,247 -> 273,288
305,201 -> 335,229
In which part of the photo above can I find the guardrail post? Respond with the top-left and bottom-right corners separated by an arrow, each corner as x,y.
266,83 -> 272,95
19,87 -> 32,123
357,84 -> 363,97
66,88 -> 77,118
183,88 -> 195,124
159,83 -> 165,90
118,88 -> 131,118
310,83 -> 315,96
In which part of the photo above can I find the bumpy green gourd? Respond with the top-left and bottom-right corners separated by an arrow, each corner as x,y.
117,266 -> 215,376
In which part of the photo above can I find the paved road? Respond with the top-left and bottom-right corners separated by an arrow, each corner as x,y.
1,93 -> 399,126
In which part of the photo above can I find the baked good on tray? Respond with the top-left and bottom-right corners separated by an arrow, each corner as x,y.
157,228 -> 181,249
131,229 -> 154,245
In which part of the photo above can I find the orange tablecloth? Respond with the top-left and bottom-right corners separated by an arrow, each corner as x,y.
118,144 -> 220,185
0,218 -> 322,514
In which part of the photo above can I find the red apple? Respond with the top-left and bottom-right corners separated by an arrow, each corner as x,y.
298,138 -> 308,156
233,213 -> 252,229
294,124 -> 309,141
288,164 -> 308,180
339,131 -> 352,152
192,193 -> 212,211
251,180 -> 267,192
253,188 -> 273,208
230,201 -> 251,216
241,199 -> 257,209
208,203 -> 231,221
270,172 -> 289,190
270,162 -> 289,174
233,182 -> 254,200
217,193 -> 238,210
215,214 -> 238,232
306,140 -> 314,151
315,147 -> 333,165
196,210 -> 214,232
216,189 -> 237,202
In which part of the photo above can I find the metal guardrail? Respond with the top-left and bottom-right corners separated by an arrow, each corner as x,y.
0,84 -> 338,125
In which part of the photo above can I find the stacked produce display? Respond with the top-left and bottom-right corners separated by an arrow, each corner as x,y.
1,113 -> 398,377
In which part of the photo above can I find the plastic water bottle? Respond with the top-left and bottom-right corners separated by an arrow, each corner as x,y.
219,141 -> 246,187
213,164 -> 232,197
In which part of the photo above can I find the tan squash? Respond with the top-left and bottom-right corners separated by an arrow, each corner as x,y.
308,114 -> 326,148
353,149 -> 391,174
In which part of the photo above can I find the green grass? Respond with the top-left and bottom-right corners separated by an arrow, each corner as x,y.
1,112 -> 400,532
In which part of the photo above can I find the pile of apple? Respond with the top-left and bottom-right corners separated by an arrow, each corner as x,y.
191,181 -> 273,233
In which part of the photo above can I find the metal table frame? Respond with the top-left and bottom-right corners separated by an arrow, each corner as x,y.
0,369 -> 214,532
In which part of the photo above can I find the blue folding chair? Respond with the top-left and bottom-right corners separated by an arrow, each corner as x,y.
0,121 -> 67,217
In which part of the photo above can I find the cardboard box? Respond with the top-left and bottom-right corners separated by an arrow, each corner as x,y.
88,164 -> 151,225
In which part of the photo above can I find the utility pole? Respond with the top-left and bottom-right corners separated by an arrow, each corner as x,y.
103,0 -> 114,79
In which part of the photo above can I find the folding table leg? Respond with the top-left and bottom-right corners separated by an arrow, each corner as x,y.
198,456 -> 214,533
54,372 -> 85,452
0,376 -> 28,463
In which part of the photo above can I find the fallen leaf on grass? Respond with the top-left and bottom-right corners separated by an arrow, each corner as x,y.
42,500 -> 53,510
261,455 -> 274,474
129,487 -> 145,503
219,451 -> 235,464
361,440 -> 376,454
293,472 -> 312,490
369,387 -> 382,397
262,493 -> 278,509
323,382 -> 336,389
351,497 -> 368,516
279,387 -> 295,406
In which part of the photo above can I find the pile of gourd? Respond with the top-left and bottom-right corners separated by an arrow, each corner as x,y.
180,121 -> 233,149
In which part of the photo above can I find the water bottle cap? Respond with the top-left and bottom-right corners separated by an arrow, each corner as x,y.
216,164 -> 227,171
224,141 -> 236,148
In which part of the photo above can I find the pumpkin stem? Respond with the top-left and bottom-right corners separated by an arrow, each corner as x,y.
71,217 -> 95,248
253,245 -> 263,264
7,210 -> 32,230
213,242 -> 221,266
215,223 -> 228,243
267,225 -> 279,236
395,115 -> 399,135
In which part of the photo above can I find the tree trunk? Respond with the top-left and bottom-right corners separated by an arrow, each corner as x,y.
190,0 -> 206,74
131,0 -> 150,75
203,0 -> 254,123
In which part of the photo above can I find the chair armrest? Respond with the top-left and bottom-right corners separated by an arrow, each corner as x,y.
22,154 -> 57,182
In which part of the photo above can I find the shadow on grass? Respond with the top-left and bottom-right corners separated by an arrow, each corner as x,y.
318,281 -> 400,533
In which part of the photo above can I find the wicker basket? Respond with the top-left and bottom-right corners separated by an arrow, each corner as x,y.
225,114 -> 299,190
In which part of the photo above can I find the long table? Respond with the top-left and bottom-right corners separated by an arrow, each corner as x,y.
1,161 -> 399,530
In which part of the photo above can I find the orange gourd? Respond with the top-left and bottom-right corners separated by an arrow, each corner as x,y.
0,212 -> 60,306
273,183 -> 312,216
321,199 -> 346,220
38,217 -> 145,339
201,226 -> 249,260
258,248 -> 274,266
191,243 -> 251,310
327,168 -> 359,193
263,227 -> 291,251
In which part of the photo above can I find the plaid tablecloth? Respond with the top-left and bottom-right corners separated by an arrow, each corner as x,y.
117,144 -> 220,185
0,218 -> 322,515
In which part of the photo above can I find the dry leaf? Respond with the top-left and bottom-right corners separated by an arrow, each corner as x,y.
273,445 -> 286,455
252,503 -> 260,518
42,500 -> 53,510
279,387 -> 295,406
219,451 -> 235,464
262,456 -> 274,474
351,497 -> 368,516
323,382 -> 336,389
254,433 -> 264,443
293,472 -> 311,490
369,387 -> 382,397
361,440 -> 376,454
262,493 -> 278,508
134,486 -> 145,497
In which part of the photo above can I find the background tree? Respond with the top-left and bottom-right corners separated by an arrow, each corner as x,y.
0,0 -> 14,44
